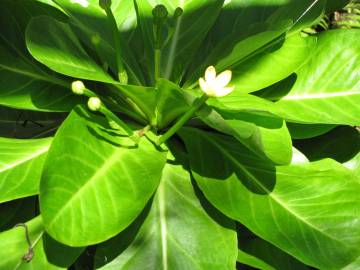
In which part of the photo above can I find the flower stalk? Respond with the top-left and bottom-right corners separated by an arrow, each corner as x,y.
152,4 -> 168,87
87,97 -> 136,140
157,65 -> 234,146
156,94 -> 208,146
99,0 -> 128,84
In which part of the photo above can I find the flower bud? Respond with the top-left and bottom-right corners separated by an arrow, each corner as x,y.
174,7 -> 183,19
87,97 -> 102,111
71,81 -> 86,95
99,0 -> 111,10
152,4 -> 168,25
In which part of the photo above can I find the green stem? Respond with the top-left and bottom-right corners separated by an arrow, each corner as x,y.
100,105 -> 134,137
157,94 -> 208,145
105,7 -> 128,84
155,49 -> 161,87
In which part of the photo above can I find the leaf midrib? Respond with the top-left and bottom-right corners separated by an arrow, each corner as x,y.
204,134 -> 355,250
0,144 -> 49,173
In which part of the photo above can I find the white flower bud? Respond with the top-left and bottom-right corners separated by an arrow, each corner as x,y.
71,81 -> 86,95
87,97 -> 102,111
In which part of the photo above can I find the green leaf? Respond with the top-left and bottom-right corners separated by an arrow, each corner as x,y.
179,127 -> 360,269
42,233 -> 84,268
0,216 -> 43,269
344,152 -> 360,180
198,105 -> 292,165
113,84 -> 157,123
0,137 -> 52,203
287,123 -> 336,139
134,0 -> 224,84
237,249 -> 276,270
185,0 -> 326,87
52,0 -> 144,85
230,33 -> 315,94
40,106 -> 167,246
342,256 -> 360,270
237,233 -> 310,270
0,2 -> 83,111
274,30 -> 360,125
95,154 -> 237,270
26,16 -> 116,83
156,79 -> 193,129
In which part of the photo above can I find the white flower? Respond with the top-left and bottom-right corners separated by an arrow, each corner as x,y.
199,66 -> 234,97
70,0 -> 89,8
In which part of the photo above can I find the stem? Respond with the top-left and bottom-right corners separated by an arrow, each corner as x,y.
100,105 -> 134,137
154,49 -> 161,87
157,94 -> 208,145
105,7 -> 128,84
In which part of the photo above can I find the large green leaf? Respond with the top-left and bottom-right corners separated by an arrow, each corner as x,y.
229,33 -> 315,94
40,106 -> 167,246
95,152 -> 237,270
0,137 -> 52,203
26,16 -> 116,83
179,127 -> 360,269
274,29 -> 360,125
198,105 -> 292,165
0,2 -> 83,111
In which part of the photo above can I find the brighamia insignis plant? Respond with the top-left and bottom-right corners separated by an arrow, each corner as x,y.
0,0 -> 359,269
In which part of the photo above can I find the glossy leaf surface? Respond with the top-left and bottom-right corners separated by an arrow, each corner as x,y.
40,107 -> 167,246
180,127 -> 360,269
95,154 -> 237,270
0,137 -> 52,203
274,30 -> 360,125
26,16 -> 116,83
0,2 -> 82,111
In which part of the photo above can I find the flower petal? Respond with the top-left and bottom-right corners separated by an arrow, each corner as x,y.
205,66 -> 216,82
215,70 -> 232,88
215,85 -> 235,97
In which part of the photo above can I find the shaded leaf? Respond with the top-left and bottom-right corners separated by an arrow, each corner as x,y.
180,127 -> 360,269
